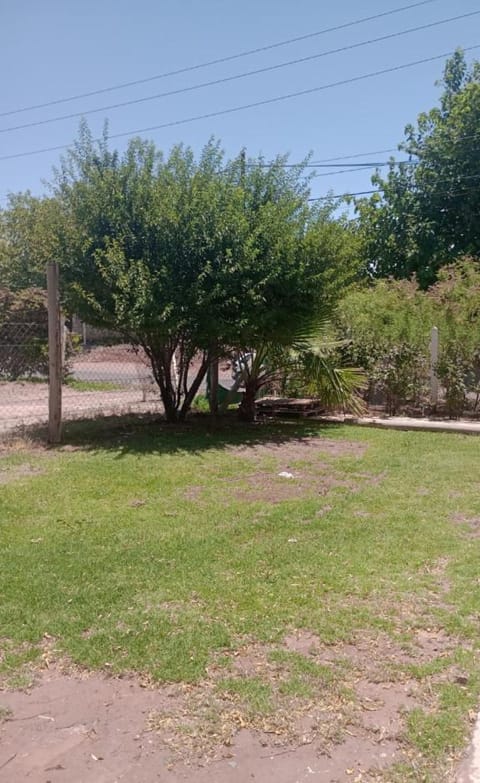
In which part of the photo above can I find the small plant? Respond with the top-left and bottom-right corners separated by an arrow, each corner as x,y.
191,394 -> 210,413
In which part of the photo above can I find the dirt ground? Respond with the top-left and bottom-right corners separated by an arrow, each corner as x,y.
186,438 -> 374,506
0,381 -> 162,434
0,626 -> 470,783
0,662 -> 403,783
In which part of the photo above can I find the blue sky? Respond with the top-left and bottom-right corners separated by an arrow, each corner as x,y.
1,0 -> 479,207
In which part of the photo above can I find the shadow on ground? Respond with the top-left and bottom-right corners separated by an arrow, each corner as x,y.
2,412 -> 347,459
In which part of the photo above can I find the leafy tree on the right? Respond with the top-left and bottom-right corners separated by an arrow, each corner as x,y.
356,50 -> 480,287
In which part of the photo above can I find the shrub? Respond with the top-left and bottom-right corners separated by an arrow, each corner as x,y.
337,279 -> 431,411
336,261 -> 480,415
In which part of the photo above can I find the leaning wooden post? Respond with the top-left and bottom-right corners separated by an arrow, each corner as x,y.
429,326 -> 439,411
47,262 -> 63,443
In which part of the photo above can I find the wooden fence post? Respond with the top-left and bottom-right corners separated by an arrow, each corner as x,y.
430,326 -> 439,410
47,262 -> 62,443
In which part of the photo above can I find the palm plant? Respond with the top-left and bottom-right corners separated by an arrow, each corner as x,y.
228,313 -> 366,422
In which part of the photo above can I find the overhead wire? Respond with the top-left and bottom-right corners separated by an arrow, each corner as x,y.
309,173 -> 480,201
247,131 -> 480,170
1,44 -> 479,163
0,0 -> 443,119
1,10 -> 477,135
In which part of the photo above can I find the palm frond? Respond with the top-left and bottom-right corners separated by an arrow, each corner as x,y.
301,352 -> 366,414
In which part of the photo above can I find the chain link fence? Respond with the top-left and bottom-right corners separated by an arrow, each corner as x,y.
1,264 -> 478,439
62,338 -> 163,423
0,321 -> 50,434
0,321 -> 164,436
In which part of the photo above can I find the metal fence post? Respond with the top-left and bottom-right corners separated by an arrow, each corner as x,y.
430,326 -> 439,410
47,262 -> 62,443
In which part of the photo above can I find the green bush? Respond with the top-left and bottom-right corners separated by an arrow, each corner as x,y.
337,279 -> 432,412
336,259 -> 480,414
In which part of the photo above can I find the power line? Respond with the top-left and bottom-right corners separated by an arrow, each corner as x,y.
312,163 -> 414,178
252,160 -> 416,171
1,10 -> 476,135
313,149 -> 398,163
306,130 -> 480,163
2,45 -> 479,164
0,0 -> 443,120
309,173 -> 480,201
311,162 -> 391,168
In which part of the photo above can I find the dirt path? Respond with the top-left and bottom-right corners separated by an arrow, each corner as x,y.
0,382 -> 162,434
0,667 -> 403,783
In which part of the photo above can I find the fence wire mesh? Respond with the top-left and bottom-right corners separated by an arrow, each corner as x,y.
0,325 -> 166,436
61,339 -> 163,424
0,321 -> 50,434
1,317 -> 479,439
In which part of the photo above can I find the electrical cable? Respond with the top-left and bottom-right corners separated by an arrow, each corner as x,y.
1,45 -> 478,163
1,10 -> 476,135
0,0 -> 443,119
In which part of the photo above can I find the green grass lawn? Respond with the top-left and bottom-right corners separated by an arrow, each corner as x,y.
0,418 -> 479,780
64,378 -> 122,392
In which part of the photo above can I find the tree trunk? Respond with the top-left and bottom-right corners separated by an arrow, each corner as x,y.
143,344 -> 179,423
179,355 -> 210,421
162,397 -> 179,422
208,353 -> 219,416
238,380 -> 257,422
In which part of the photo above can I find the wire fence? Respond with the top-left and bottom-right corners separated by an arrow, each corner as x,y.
1,267 -> 479,439
0,321 -> 50,434
62,340 -> 163,422
0,325 -> 164,436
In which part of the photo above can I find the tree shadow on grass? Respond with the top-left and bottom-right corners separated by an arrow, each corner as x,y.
14,411 -> 348,458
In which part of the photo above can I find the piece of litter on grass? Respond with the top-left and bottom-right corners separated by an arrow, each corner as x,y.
288,538 -> 298,544
278,471 -> 294,479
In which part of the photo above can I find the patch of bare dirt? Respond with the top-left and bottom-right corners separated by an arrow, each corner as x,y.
0,669 -> 171,783
185,438 -> 379,505
451,512 -> 480,538
318,628 -> 457,675
233,469 -> 358,504
284,631 -> 322,655
0,625 -> 470,783
229,437 -> 367,462
0,667 -> 400,783
355,679 -> 416,738
0,463 -> 45,485
185,468 -> 358,505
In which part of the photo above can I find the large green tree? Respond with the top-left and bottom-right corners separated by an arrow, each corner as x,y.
0,193 -> 65,290
357,50 -> 480,287
52,127 -> 351,421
